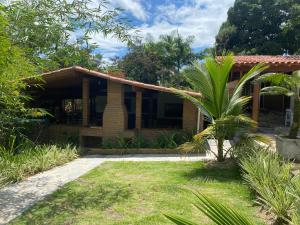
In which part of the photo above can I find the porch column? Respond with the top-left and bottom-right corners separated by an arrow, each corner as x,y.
82,77 -> 90,127
183,99 -> 198,132
103,81 -> 128,139
252,82 -> 260,122
135,90 -> 142,130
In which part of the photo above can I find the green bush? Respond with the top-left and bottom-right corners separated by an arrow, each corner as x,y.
240,148 -> 299,224
102,136 -> 131,149
0,139 -> 78,187
153,131 -> 193,149
101,131 -> 193,149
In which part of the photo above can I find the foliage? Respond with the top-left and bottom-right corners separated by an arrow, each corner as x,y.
102,131 -> 193,149
3,0 -> 135,71
153,131 -> 192,149
0,136 -> 78,187
174,54 -> 269,161
256,71 -> 300,138
165,191 -> 256,225
216,0 -> 300,55
0,10 -> 45,147
240,148 -> 299,224
118,31 -> 197,87
9,161 -> 262,224
290,177 -> 300,225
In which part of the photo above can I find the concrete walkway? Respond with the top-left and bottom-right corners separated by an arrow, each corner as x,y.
0,154 -> 211,224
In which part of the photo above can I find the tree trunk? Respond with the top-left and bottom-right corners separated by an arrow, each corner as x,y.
217,138 -> 224,162
289,98 -> 300,139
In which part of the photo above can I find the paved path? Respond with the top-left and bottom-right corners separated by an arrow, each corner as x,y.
0,154 -> 212,224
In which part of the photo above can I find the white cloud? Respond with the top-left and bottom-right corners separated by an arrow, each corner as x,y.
93,0 -> 235,61
90,33 -> 127,62
109,0 -> 148,21
142,0 -> 235,48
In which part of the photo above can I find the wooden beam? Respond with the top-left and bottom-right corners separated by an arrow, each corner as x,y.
82,77 -> 90,127
135,91 -> 142,130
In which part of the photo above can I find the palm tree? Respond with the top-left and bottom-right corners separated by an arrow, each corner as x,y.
256,71 -> 300,139
175,54 -> 268,162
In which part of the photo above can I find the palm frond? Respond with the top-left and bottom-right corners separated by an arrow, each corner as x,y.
164,214 -> 199,225
184,61 -> 213,99
172,88 -> 213,122
292,70 -> 300,87
260,86 -> 294,96
216,114 -> 257,129
245,133 -> 272,145
205,54 -> 234,117
229,63 -> 268,114
226,96 -> 252,116
256,73 -> 296,89
193,192 -> 256,225
165,192 -> 256,225
194,125 -> 214,140
232,63 -> 268,98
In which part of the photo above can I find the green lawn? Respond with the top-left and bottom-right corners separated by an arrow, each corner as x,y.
10,161 -> 264,225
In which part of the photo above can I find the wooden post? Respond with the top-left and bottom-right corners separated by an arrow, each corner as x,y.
82,77 -> 90,127
252,82 -> 260,122
135,90 -> 142,130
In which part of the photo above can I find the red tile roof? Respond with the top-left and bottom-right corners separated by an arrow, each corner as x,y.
41,66 -> 201,97
232,55 -> 300,65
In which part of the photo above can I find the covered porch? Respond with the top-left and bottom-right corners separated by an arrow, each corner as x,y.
228,56 -> 300,130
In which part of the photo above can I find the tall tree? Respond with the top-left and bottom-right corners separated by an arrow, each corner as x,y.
119,31 -> 197,86
4,0 -> 135,71
216,0 -> 300,55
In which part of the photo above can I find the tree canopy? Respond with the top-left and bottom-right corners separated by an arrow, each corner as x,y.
3,0 -> 135,71
215,0 -> 300,55
117,31 -> 198,87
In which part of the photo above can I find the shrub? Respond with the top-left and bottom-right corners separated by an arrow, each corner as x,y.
101,131 -> 193,149
128,134 -> 149,148
0,140 -> 78,187
102,136 -> 131,149
240,148 -> 297,224
154,131 -> 193,149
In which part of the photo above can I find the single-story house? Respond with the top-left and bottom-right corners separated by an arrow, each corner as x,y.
27,67 -> 203,147
27,55 -> 300,147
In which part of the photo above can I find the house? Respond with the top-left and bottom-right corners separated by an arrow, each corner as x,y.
28,55 -> 300,147
27,66 -> 203,147
228,55 -> 300,129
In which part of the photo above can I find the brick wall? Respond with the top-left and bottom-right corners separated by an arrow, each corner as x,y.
182,99 -> 200,132
103,81 -> 128,139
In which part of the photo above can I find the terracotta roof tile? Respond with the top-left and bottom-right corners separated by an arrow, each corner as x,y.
229,55 -> 300,65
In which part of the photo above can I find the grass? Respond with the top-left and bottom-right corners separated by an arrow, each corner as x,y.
0,144 -> 78,187
10,161 -> 264,225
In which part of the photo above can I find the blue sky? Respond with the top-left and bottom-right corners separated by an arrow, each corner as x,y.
91,0 -> 235,62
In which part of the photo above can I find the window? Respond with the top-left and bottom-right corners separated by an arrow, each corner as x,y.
62,99 -> 82,114
164,103 -> 183,118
